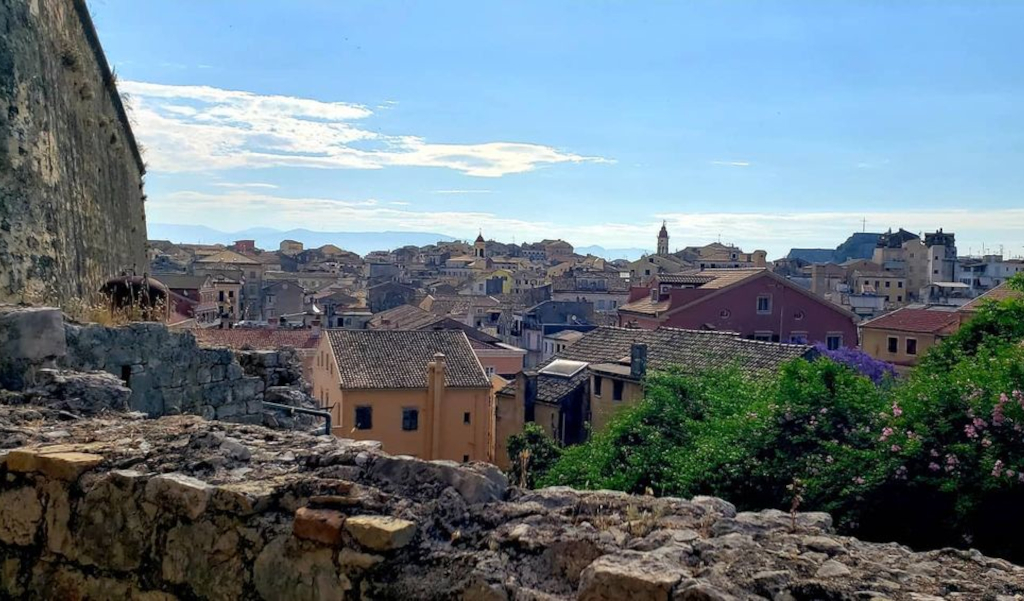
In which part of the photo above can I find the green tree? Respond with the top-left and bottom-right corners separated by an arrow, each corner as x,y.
506,423 -> 562,488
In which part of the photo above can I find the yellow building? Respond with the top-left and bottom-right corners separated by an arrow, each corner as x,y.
313,330 -> 495,463
859,307 -> 962,371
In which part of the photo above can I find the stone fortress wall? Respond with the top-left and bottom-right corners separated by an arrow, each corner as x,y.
0,0 -> 148,303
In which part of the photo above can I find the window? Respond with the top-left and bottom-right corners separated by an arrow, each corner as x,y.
401,408 -> 419,431
826,334 -> 842,351
898,281 -> 904,288
887,337 -> 898,353
753,331 -> 773,341
485,366 -> 496,377
884,281 -> 891,288
906,338 -> 918,356
790,332 -> 808,344
897,295 -> 903,302
612,379 -> 624,401
462,454 -> 470,463
756,295 -> 771,314
594,376 -> 603,396
354,406 -> 372,430
463,412 -> 471,424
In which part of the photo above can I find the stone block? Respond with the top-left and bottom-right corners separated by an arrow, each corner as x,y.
211,364 -> 225,382
43,479 -> 74,558
0,487 -> 43,546
254,536 -> 351,600
344,515 -> 416,551
197,366 -> 212,384
162,521 -> 244,600
210,481 -> 278,516
0,306 -> 66,361
294,507 -> 347,546
227,363 -> 244,381
578,552 -> 688,601
338,548 -> 384,572
144,473 -> 211,520
6,448 -> 104,481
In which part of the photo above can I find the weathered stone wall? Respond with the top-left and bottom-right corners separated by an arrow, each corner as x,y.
236,348 -> 307,391
1,407 -> 1023,600
0,0 -> 148,303
62,321 -> 265,422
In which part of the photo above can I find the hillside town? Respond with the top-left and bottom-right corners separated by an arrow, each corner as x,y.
142,222 -> 1023,466
5,0 -> 1024,598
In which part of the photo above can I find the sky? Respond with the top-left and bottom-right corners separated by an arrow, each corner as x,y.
90,0 -> 1024,259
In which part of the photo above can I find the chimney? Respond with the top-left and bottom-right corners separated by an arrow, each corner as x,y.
518,370 -> 539,422
311,317 -> 321,339
630,343 -> 648,380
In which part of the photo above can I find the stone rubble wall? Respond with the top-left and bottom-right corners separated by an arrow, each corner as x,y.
0,408 -> 1023,600
62,321 -> 266,422
0,0 -> 148,303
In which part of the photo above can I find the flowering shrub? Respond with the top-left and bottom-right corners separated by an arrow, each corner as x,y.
813,343 -> 896,384
535,280 -> 1024,560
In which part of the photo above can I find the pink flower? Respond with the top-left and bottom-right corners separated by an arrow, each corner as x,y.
825,455 -> 834,464
1007,470 -> 1016,478
993,460 -> 1005,478
964,424 -> 978,439
974,417 -> 988,429
819,407 -> 828,415
853,477 -> 865,485
982,438 -> 993,448
930,449 -> 940,457
929,462 -> 941,472
890,444 -> 902,452
892,403 -> 903,417
880,427 -> 895,441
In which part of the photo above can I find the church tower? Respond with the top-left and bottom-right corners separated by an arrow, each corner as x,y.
657,221 -> 669,256
474,232 -> 486,259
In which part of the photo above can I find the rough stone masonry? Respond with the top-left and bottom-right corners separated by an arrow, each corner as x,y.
0,0 -> 148,303
2,381 -> 1024,599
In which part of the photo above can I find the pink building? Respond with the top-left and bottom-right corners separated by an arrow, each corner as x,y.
618,269 -> 858,349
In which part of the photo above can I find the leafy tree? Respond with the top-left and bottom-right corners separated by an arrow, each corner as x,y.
506,423 -> 562,488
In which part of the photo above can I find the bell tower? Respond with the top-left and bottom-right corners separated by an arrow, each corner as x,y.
657,221 -> 669,256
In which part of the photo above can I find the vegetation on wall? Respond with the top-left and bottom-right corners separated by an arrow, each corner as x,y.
510,275 -> 1024,560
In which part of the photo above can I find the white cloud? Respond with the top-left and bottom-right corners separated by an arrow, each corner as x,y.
710,160 -> 751,167
389,201 -> 411,206
121,81 -> 610,177
430,189 -> 493,195
148,191 -> 1024,260
211,182 -> 279,189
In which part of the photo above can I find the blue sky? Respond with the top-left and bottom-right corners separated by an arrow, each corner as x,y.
91,0 -> 1024,258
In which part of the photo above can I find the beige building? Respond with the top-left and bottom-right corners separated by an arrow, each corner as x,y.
854,272 -> 908,306
313,330 -> 495,463
859,307 -> 962,371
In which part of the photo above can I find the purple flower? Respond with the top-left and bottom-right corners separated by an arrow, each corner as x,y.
964,424 -> 978,439
928,462 -> 941,472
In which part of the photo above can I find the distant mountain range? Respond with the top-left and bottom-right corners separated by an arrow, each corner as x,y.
575,245 -> 648,261
148,224 -> 456,256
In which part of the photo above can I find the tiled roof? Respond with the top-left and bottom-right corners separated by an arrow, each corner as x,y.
324,330 -> 490,390
368,304 -> 442,330
512,326 -> 813,403
860,307 -> 962,334
195,250 -> 260,265
686,268 -> 766,290
193,329 -> 321,350
154,274 -> 209,290
654,273 -> 716,285
618,296 -> 671,315
960,284 -> 1023,312
420,295 -> 500,317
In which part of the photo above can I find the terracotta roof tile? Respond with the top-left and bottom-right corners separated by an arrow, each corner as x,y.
860,307 -> 962,334
325,330 -> 490,390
